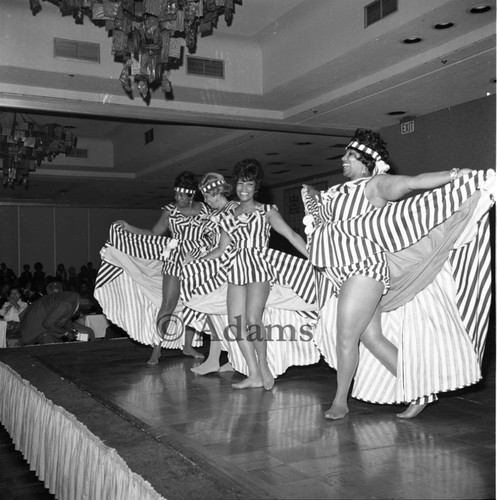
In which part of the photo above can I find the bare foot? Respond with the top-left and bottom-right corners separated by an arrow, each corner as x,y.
232,377 -> 264,389
260,366 -> 275,391
219,362 -> 234,372
324,402 -> 349,420
191,361 -> 220,375
147,345 -> 162,365
396,403 -> 427,419
182,347 -> 205,359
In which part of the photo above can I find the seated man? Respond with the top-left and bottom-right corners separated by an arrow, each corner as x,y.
19,291 -> 95,345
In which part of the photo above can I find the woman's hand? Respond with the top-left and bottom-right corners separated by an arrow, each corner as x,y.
114,220 -> 129,231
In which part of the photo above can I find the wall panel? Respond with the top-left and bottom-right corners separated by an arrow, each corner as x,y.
0,206 -> 19,273
19,206 -> 55,276
55,207 -> 89,273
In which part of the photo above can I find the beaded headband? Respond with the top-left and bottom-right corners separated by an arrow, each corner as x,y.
174,187 -> 196,195
200,179 -> 224,194
347,140 -> 382,161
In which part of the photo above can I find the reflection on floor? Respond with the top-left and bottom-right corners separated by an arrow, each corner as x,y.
38,335 -> 495,500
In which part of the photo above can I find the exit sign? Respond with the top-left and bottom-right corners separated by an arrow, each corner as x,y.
401,120 -> 415,134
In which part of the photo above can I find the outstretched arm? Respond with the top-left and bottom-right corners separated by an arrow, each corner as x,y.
267,207 -> 308,257
368,168 -> 472,206
115,210 -> 170,236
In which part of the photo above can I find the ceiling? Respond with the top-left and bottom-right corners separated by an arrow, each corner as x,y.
0,0 -> 495,208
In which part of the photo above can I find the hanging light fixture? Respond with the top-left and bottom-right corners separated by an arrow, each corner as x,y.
0,112 -> 78,188
29,0 -> 241,102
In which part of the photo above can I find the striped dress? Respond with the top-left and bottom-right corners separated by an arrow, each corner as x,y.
162,202 -> 211,277
182,203 -> 321,378
94,202 -> 210,348
303,169 -> 495,404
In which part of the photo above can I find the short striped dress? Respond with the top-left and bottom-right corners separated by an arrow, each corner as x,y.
303,169 -> 495,404
162,202 -> 210,277
182,203 -> 321,378
94,202 -> 212,349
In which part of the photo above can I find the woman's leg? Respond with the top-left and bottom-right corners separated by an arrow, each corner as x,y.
245,281 -> 273,390
359,309 -> 397,376
183,327 -> 204,359
191,338 -> 223,374
147,274 -> 181,365
360,308 -> 428,419
229,284 -> 262,389
325,275 -> 384,420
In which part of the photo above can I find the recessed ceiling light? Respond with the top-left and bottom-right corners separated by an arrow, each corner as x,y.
402,37 -> 423,44
273,169 -> 291,174
470,4 -> 492,14
433,22 -> 455,29
387,111 -> 407,115
267,161 -> 284,165
295,141 -> 313,145
265,152 -> 279,156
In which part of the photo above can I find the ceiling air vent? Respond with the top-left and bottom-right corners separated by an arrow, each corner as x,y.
187,56 -> 224,78
365,0 -> 397,27
54,38 -> 100,63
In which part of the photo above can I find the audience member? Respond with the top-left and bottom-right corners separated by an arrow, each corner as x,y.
33,261 -> 45,280
19,264 -> 33,288
19,291 -> 95,345
55,263 -> 68,285
0,283 -> 10,308
46,281 -> 64,294
0,286 -> 28,334
87,262 -> 98,285
67,267 -> 79,291
22,281 -> 44,303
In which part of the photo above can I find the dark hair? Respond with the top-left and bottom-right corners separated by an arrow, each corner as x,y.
233,159 -> 264,192
349,129 -> 389,172
174,171 -> 198,192
199,172 -> 232,197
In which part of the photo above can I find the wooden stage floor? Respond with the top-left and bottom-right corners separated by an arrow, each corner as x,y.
0,335 -> 494,500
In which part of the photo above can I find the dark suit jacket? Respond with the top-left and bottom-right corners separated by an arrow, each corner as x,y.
20,292 -> 80,345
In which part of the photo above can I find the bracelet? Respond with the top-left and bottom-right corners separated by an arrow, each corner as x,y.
449,168 -> 460,181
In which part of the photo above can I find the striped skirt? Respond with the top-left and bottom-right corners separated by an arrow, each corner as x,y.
94,224 -> 202,348
314,183 -> 494,404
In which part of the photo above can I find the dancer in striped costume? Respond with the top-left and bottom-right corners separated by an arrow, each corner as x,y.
114,171 -> 208,364
183,159 -> 319,390
303,128 -> 494,420
187,172 -> 238,375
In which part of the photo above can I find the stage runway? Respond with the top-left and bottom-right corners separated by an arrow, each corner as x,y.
0,336 -> 494,499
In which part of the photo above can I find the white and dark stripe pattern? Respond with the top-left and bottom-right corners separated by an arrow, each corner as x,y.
162,202 -> 211,277
450,215 -> 492,364
347,140 -> 382,161
94,230 -> 202,348
95,257 -> 123,289
181,204 -> 316,306
308,171 -> 483,270
109,223 -> 169,261
306,171 -> 493,404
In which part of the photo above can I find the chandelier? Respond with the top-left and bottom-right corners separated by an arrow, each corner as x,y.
29,0 -> 241,102
0,112 -> 78,188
